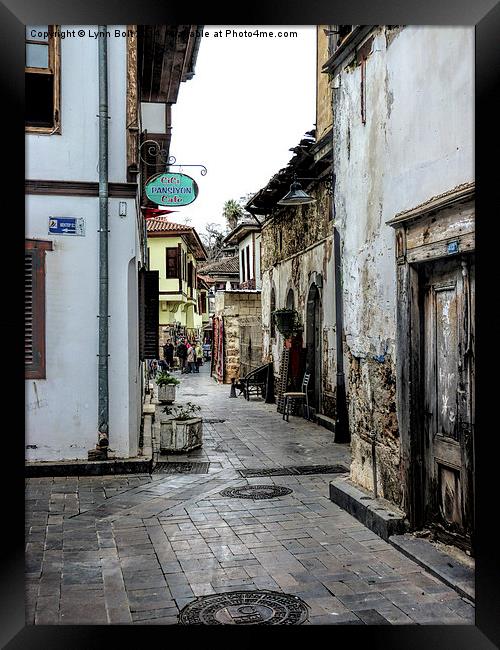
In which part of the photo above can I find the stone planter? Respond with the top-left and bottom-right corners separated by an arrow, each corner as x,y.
157,384 -> 176,404
160,417 -> 203,453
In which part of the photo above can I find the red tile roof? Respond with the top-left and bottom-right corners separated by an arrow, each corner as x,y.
145,217 -> 207,260
146,218 -> 192,232
198,256 -> 240,275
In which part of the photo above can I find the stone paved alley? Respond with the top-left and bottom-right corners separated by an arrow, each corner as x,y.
25,366 -> 475,626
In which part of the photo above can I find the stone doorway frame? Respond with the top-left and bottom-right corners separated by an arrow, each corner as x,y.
305,277 -> 323,414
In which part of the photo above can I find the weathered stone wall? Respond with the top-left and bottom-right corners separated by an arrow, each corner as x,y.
332,26 -> 474,508
260,181 -> 337,416
316,25 -> 333,142
261,182 -> 332,271
347,351 -> 401,503
214,291 -> 262,383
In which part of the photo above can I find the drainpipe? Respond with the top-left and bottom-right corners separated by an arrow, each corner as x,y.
97,27 -> 109,449
332,176 -> 350,443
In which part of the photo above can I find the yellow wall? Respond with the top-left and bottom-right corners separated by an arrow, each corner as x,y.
148,234 -> 201,331
316,25 -> 333,142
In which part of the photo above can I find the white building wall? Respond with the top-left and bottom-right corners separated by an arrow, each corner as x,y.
26,27 -> 128,184
25,28 -> 142,461
332,26 -> 474,499
254,233 -> 262,290
238,232 -> 254,282
333,26 -> 474,361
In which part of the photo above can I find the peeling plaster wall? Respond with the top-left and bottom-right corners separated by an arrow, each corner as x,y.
261,182 -> 337,415
332,26 -> 474,505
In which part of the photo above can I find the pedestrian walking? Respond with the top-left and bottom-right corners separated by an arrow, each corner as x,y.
186,345 -> 196,374
176,339 -> 188,373
195,341 -> 203,372
163,339 -> 174,370
148,359 -> 158,379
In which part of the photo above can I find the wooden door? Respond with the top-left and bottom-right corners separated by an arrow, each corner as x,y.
306,284 -> 322,412
421,254 -> 475,549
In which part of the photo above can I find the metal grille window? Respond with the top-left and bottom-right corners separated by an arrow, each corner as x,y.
25,240 -> 52,378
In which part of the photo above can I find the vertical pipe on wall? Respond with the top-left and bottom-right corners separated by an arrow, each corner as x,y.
332,184 -> 350,443
97,27 -> 109,449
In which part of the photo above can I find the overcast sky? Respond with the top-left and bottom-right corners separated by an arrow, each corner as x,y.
167,26 -> 317,236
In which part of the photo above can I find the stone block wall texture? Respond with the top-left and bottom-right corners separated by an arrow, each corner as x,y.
214,291 -> 262,383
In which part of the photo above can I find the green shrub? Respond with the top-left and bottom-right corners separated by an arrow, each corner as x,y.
156,371 -> 180,387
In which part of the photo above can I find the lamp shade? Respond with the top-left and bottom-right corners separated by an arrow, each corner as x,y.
277,180 -> 316,206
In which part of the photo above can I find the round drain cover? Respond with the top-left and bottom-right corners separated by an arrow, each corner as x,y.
220,485 -> 293,500
179,590 -> 309,625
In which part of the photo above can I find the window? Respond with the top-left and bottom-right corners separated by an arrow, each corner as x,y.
246,245 -> 251,280
25,25 -> 61,133
25,240 -> 53,379
165,247 -> 179,278
241,249 -> 246,282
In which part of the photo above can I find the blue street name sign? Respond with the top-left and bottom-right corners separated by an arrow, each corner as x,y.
48,217 -> 85,236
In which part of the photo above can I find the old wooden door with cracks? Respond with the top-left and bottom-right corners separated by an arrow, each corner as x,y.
420,254 -> 474,549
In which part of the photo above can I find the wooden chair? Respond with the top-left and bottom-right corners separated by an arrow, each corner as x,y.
282,373 -> 311,422
239,363 -> 269,401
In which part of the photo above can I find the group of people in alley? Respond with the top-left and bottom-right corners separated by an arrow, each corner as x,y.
149,338 -> 207,378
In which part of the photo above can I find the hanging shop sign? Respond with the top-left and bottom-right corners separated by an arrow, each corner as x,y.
145,172 -> 199,207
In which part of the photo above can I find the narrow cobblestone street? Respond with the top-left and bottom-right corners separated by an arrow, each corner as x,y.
25,366 -> 474,626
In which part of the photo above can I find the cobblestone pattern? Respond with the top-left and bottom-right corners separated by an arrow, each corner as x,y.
25,368 -> 474,626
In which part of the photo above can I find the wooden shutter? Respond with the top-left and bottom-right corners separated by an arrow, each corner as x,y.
139,268 -> 159,359
187,260 -> 193,297
25,240 -> 52,378
25,252 -> 35,367
165,247 -> 179,278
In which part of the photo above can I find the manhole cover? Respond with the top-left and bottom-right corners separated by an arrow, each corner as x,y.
178,590 -> 309,625
220,485 -> 293,500
152,462 -> 210,474
291,464 -> 348,475
238,468 -> 295,478
238,465 -> 348,478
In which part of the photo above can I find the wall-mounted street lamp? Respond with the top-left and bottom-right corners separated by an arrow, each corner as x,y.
277,175 -> 317,206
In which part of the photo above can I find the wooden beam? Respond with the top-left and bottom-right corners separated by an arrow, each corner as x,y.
126,25 -> 139,183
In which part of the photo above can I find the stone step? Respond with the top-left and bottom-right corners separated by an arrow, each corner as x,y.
329,475 -> 408,541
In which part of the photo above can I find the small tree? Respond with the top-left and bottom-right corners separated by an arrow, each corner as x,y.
200,222 -> 225,260
223,199 -> 244,231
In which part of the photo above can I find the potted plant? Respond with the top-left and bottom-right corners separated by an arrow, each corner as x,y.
160,402 -> 203,452
272,308 -> 301,338
156,371 -> 180,404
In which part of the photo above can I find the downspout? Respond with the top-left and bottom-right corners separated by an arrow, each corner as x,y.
332,174 -> 350,443
97,27 -> 109,450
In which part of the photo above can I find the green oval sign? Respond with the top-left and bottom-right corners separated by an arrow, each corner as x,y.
145,172 -> 199,207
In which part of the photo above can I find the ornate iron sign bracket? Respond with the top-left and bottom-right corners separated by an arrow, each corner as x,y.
139,140 -> 207,175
